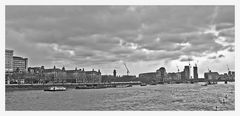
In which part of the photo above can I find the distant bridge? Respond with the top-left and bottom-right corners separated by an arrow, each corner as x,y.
161,79 -> 235,84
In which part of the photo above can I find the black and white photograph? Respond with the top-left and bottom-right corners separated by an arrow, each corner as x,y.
2,0 -> 238,112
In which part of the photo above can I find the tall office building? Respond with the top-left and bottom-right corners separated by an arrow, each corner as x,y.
13,56 -> 28,72
5,49 -> 13,72
113,69 -> 117,77
184,66 -> 190,80
193,66 -> 198,79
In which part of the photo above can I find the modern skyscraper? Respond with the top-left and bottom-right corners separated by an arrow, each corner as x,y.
184,66 -> 190,80
113,69 -> 116,77
193,66 -> 198,79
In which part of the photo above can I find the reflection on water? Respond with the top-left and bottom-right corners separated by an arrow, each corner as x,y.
6,83 -> 234,111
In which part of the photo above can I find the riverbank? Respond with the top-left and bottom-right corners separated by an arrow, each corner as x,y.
5,82 -> 139,91
5,81 -> 234,91
6,83 -> 102,91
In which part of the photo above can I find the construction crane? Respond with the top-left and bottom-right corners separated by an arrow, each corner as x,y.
176,65 -> 180,72
188,56 -> 192,71
188,56 -> 192,79
208,66 -> 211,72
195,60 -> 199,67
188,56 -> 191,66
227,65 -> 230,72
123,63 -> 130,76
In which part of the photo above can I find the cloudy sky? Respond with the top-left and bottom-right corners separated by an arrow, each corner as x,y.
6,6 -> 234,77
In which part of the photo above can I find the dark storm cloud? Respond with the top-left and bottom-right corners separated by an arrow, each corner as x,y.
6,6 -> 234,67
180,57 -> 194,62
218,28 -> 235,43
207,54 -> 225,60
218,54 -> 225,58
208,56 -> 217,59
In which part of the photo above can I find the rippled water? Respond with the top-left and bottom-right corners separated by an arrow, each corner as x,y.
6,83 -> 235,111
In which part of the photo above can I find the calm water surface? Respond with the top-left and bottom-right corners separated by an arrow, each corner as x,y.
6,83 -> 234,111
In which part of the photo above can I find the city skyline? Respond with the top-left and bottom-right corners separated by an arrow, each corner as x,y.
6,6 -> 235,77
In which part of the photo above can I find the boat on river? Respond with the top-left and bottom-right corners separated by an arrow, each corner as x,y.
140,83 -> 147,86
150,83 -> 157,85
76,84 -> 107,89
76,85 -> 94,89
44,86 -> 66,91
116,84 -> 132,88
201,83 -> 208,86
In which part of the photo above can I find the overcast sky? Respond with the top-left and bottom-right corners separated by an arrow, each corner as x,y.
6,6 -> 234,77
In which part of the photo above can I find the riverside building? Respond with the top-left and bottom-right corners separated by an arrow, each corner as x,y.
5,49 -> 14,73
183,66 -> 190,80
5,49 -> 28,73
193,65 -> 198,80
13,56 -> 28,72
31,66 -> 102,84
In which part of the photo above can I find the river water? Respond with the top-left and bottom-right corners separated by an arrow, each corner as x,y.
6,83 -> 234,111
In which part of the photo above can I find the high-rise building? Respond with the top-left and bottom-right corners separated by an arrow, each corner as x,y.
184,66 -> 190,80
13,56 -> 28,72
113,69 -> 116,77
193,66 -> 198,79
5,49 -> 13,72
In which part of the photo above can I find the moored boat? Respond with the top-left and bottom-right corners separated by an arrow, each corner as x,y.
201,82 -> 208,86
75,85 -> 97,89
201,84 -> 208,86
75,85 -> 89,89
150,83 -> 157,85
140,83 -> 147,86
44,86 -> 66,91
76,84 -> 107,89
116,84 -> 131,88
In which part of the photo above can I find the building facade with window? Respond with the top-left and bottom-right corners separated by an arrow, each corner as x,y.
156,67 -> 167,82
5,49 -> 14,72
204,70 -> 219,80
13,56 -> 28,72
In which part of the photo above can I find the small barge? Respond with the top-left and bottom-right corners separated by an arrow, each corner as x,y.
140,83 -> 147,86
75,84 -> 107,89
44,86 -> 66,91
